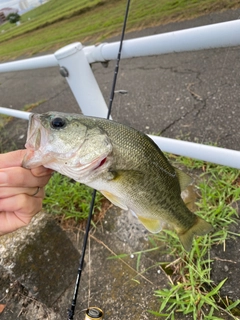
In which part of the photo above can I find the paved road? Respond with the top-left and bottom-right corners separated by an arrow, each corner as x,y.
0,7 -> 240,320
1,8 -> 240,153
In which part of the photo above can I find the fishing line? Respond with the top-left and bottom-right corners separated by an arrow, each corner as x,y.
107,0 -> 131,120
67,189 -> 97,320
67,0 -> 131,319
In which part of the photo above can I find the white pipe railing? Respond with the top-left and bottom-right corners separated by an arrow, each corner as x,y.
0,107 -> 31,119
85,19 -> 240,63
0,19 -> 240,73
0,104 -> 239,169
0,19 -> 240,168
149,135 -> 240,169
0,54 -> 58,73
54,43 -> 110,118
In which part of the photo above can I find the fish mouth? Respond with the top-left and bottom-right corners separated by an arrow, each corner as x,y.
95,157 -> 107,169
25,128 -> 41,151
25,115 -> 44,151
79,156 -> 108,172
23,116 -> 49,168
23,113 -> 111,173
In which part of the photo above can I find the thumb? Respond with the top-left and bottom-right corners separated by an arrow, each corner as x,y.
0,150 -> 27,168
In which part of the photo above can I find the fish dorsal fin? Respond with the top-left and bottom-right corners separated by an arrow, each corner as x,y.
101,190 -> 128,210
138,216 -> 163,233
174,167 -> 192,191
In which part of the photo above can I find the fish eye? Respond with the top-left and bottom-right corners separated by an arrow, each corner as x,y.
50,117 -> 66,129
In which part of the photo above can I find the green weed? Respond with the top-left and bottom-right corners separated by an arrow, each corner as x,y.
0,0 -> 240,60
109,155 -> 240,319
43,172 -> 104,222
22,99 -> 47,112
0,124 -> 18,153
149,156 -> 240,319
0,114 -> 11,130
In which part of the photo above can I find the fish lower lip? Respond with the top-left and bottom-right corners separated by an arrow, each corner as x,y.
22,151 -> 36,168
25,142 -> 35,151
25,127 -> 41,151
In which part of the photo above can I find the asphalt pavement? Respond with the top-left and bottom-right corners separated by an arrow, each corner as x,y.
0,7 -> 240,320
1,8 -> 240,152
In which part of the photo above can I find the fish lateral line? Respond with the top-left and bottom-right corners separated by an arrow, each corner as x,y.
159,166 -> 176,178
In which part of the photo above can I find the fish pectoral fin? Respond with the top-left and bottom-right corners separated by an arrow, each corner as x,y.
174,167 -> 192,191
101,190 -> 128,210
177,217 -> 213,251
138,216 -> 163,233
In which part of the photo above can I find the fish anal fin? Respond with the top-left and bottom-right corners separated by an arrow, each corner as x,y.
175,167 -> 192,191
101,190 -> 128,210
138,216 -> 163,233
178,217 -> 213,251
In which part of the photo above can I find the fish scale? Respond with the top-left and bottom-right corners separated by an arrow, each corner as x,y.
23,111 -> 213,251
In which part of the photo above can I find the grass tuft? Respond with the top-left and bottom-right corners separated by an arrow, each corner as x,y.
0,0 -> 240,60
43,172 -> 104,223
108,155 -> 240,319
149,155 -> 240,319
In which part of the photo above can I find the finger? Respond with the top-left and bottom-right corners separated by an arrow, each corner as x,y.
0,186 -> 45,199
0,150 -> 53,177
0,194 -> 42,217
0,167 -> 51,188
0,150 -> 27,168
30,186 -> 45,198
31,166 -> 53,177
0,195 -> 42,235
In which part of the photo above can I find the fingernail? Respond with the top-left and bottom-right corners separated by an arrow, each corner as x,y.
0,172 -> 8,185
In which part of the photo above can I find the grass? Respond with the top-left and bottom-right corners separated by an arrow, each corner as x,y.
108,156 -> 240,319
42,172 -> 104,224
0,0 -> 240,60
0,114 -> 11,131
22,99 -> 47,112
151,156 -> 240,319
1,0 -> 240,317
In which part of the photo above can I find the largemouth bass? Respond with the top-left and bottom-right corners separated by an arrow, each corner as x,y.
23,112 -> 213,251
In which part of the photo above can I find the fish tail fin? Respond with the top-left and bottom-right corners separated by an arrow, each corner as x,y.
178,217 -> 213,251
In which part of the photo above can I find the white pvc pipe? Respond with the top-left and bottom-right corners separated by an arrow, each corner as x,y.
84,19 -> 240,63
0,54 -> 57,73
0,20 -> 240,73
0,106 -> 239,169
149,135 -> 240,169
0,107 -> 31,119
54,43 -> 109,118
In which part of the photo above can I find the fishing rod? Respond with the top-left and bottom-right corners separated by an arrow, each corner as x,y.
67,0 -> 131,319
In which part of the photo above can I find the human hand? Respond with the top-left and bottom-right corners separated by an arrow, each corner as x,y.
0,150 -> 52,236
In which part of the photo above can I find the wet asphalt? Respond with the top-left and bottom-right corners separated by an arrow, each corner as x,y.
0,7 -> 240,320
1,8 -> 240,151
